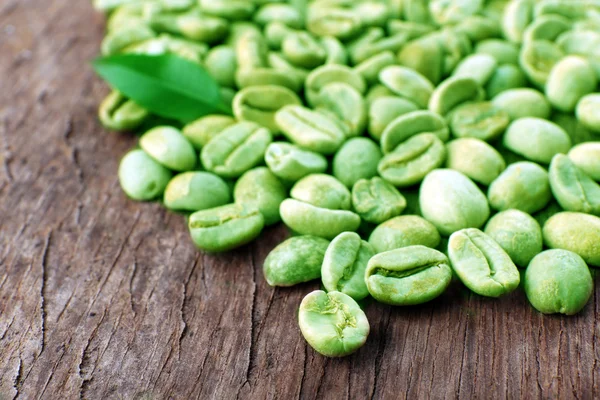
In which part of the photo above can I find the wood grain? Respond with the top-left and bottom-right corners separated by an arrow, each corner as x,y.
0,1 -> 599,399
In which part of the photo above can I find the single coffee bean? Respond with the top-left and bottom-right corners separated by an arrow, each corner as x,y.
445,138 -> 506,185
201,121 -> 273,179
488,161 -> 552,214
368,215 -> 440,254
548,154 -> 600,216
119,149 -> 172,201
233,85 -> 302,133
365,245 -> 452,305
188,203 -> 264,252
164,171 -> 231,212
140,126 -> 197,171
322,232 -> 374,300
448,228 -> 520,297
378,133 -> 447,188
503,117 -> 571,164
263,235 -> 330,287
333,138 -> 382,188
275,105 -> 346,154
568,142 -> 600,181
234,167 -> 287,225
352,177 -> 407,225
264,142 -> 328,182
298,290 -> 370,357
484,209 -> 543,268
380,110 -> 449,154
524,249 -> 593,315
543,212 -> 600,267
182,115 -> 236,150
420,169 -> 490,236
98,90 -> 149,131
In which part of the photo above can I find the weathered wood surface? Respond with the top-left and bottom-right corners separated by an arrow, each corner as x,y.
1,1 -> 599,399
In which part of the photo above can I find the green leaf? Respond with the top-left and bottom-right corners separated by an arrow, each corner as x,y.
93,53 -> 232,123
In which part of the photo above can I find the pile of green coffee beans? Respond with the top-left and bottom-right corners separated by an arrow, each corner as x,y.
94,0 -> 600,357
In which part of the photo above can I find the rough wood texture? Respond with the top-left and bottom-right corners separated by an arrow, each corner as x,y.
1,2 -> 599,399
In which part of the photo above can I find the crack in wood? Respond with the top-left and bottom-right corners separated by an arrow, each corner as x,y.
39,231 -> 52,359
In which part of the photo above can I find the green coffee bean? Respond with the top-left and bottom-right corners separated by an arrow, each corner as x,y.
484,209 -> 543,268
452,54 -> 498,86
379,66 -> 434,109
546,56 -> 598,113
352,177 -> 407,225
387,19 -> 435,38
519,39 -> 564,88
488,161 -> 552,214
368,215 -> 440,254
199,0 -> 256,20
264,142 -> 328,182
148,9 -> 229,44
234,167 -> 287,225
263,235 -> 330,287
264,22 -> 298,49
188,203 -> 264,252
452,15 -> 501,43
280,199 -> 361,239
381,110 -> 449,154
254,3 -> 304,29
282,31 -> 326,69
420,169 -> 490,236
429,77 -> 484,116
315,83 -> 367,137
119,149 -> 172,201
98,91 -> 149,132
543,212 -> 600,267
397,37 -> 445,85
321,232 -> 374,300
576,94 -> 600,133
365,245 -> 452,305
290,174 -> 350,211
333,138 -> 381,188
235,66 -> 301,92
448,228 -> 520,297
365,84 -> 396,105
298,290 -> 369,357
435,30 -> 473,75
553,112 -> 599,146
320,36 -> 349,65
501,0 -> 534,44
524,249 -> 593,315
402,0 -> 433,24
446,138 -> 506,185
378,133 -> 447,188
475,39 -> 520,65
204,46 -> 237,88
201,122 -> 272,179
485,64 -> 528,99
523,14 -> 571,43
164,171 -> 231,212
368,97 -> 420,141
548,154 -> 600,216
448,102 -> 510,142
306,7 -> 363,40
275,105 -> 346,154
233,85 -> 302,133
351,33 -> 410,65
503,118 -> 571,164
557,30 -> 600,79
568,142 -> 600,181
236,29 -> 269,69
182,115 -> 236,150
305,65 -> 366,107
491,88 -> 551,121
429,0 -> 483,25
354,1 -> 389,28
354,51 -> 396,86
101,25 -> 156,55
139,126 -> 196,172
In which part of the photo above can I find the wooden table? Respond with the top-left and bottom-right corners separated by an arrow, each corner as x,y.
1,1 -> 598,398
